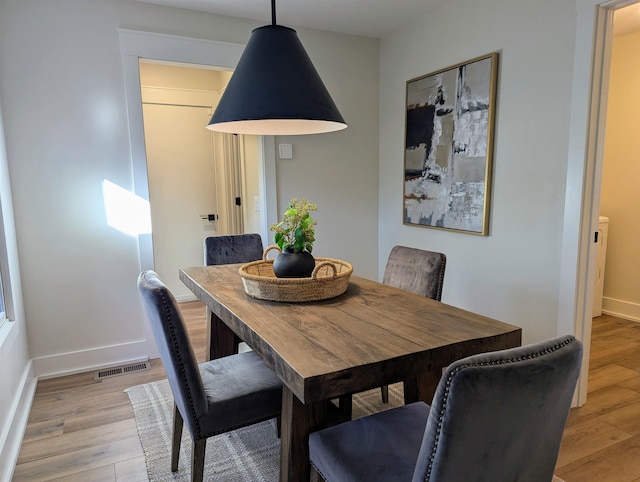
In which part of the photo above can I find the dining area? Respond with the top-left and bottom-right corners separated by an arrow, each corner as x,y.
135,230 -> 581,482
126,2 -> 585,478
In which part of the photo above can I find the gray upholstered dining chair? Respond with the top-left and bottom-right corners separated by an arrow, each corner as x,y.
378,245 -> 446,403
203,233 -> 264,353
382,245 -> 446,301
203,233 -> 264,266
137,270 -> 283,482
309,335 -> 582,482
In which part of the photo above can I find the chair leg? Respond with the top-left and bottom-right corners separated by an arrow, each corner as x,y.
380,385 -> 389,403
338,394 -> 353,420
191,438 -> 206,482
171,403 -> 184,472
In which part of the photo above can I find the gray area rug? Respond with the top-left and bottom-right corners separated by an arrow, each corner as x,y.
125,379 -> 404,481
126,380 -> 565,482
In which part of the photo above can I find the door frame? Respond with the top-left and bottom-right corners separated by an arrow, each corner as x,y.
561,0 -> 636,406
118,28 -> 278,273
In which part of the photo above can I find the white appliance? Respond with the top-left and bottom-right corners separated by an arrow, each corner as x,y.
592,216 -> 609,317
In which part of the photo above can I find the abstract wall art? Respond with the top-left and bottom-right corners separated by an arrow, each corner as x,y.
403,53 -> 498,235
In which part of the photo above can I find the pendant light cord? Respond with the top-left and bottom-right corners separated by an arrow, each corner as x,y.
271,0 -> 276,25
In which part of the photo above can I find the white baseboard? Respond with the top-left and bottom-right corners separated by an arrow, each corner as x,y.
0,360 -> 36,482
32,339 -> 153,380
602,296 -> 640,323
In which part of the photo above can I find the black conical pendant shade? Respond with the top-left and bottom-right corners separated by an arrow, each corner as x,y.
207,24 -> 347,135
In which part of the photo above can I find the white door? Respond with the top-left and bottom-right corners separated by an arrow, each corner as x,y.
143,103 -> 221,299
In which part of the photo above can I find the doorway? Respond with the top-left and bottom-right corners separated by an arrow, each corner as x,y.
119,29 -> 278,357
597,4 -> 640,321
139,60 -> 261,299
571,0 -> 640,405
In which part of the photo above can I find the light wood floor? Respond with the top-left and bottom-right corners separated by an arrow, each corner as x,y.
12,305 -> 640,481
12,302 -> 208,482
555,314 -> 640,482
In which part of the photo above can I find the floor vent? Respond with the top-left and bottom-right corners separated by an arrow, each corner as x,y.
95,361 -> 151,380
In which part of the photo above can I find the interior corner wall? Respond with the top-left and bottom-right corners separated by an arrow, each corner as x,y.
378,0 -> 577,344
600,30 -> 640,322
0,0 -> 379,379
0,98 -> 34,478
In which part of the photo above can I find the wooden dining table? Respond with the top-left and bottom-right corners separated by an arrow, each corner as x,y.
179,264 -> 522,482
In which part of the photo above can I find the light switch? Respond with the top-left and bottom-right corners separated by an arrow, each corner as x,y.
278,143 -> 293,159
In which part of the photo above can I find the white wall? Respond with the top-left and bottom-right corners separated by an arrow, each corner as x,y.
0,99 -> 34,479
0,0 -> 379,378
273,28 -> 380,267
379,0 -> 577,344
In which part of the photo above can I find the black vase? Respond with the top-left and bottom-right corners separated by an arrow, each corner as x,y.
273,248 -> 315,278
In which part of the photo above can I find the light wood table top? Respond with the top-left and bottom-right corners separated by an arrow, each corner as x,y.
180,264 -> 522,481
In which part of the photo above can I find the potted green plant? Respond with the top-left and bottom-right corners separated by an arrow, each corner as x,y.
270,198 -> 317,278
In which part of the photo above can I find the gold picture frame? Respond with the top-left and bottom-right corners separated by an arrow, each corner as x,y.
403,52 -> 498,235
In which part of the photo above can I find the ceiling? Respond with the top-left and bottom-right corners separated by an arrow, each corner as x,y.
135,0 -> 640,39
133,0 -> 447,38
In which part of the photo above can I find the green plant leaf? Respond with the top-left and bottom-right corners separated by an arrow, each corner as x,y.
274,232 -> 285,250
269,197 -> 317,254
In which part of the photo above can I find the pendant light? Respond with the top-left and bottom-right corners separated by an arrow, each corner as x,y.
206,0 -> 347,136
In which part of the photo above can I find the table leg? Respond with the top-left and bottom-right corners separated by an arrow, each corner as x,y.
403,375 -> 419,404
279,386 -> 326,482
208,310 -> 236,360
403,366 -> 444,405
417,367 -> 444,403
204,309 -> 212,361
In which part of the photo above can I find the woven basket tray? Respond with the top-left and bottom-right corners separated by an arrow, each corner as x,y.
239,246 -> 353,302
